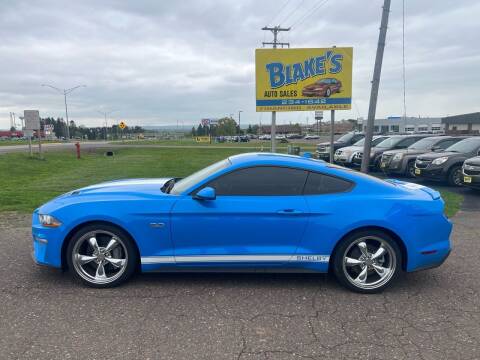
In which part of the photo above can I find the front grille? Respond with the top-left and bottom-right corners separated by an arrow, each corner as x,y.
463,164 -> 480,176
317,146 -> 328,153
415,159 -> 432,169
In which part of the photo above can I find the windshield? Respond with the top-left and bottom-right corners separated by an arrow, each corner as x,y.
408,137 -> 437,150
445,137 -> 480,153
375,137 -> 402,148
170,159 -> 230,194
336,133 -> 354,142
353,136 -> 387,147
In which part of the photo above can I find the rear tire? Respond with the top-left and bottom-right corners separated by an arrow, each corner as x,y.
66,224 -> 138,288
332,230 -> 402,293
406,160 -> 416,178
325,88 -> 331,97
447,165 -> 463,186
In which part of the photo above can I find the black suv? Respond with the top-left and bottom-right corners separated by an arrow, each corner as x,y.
462,156 -> 480,190
415,137 -> 480,186
352,135 -> 429,170
380,136 -> 465,177
316,132 -> 364,161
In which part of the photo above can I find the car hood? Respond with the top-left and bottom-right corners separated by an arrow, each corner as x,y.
304,84 -> 325,90
317,141 -> 346,147
54,178 -> 174,200
464,156 -> 480,166
417,151 -> 459,160
336,145 -> 362,152
383,149 -> 427,156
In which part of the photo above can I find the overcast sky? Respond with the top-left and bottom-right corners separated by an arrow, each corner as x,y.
1,0 -> 479,129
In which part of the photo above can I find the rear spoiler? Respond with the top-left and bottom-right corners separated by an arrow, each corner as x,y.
385,179 -> 441,200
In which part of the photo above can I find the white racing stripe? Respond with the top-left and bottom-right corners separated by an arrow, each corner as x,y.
141,254 -> 330,264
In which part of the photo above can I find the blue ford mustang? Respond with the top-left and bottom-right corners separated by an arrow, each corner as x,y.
32,153 -> 452,293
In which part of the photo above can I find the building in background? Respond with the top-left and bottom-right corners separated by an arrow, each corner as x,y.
442,112 -> 480,135
357,116 -> 443,134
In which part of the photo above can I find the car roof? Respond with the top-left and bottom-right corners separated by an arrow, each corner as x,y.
228,152 -> 326,168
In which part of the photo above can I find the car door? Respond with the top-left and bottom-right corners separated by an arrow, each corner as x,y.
170,166 -> 310,267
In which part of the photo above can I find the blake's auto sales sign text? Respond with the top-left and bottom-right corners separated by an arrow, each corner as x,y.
255,47 -> 353,112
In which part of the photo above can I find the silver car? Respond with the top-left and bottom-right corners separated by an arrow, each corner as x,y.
334,135 -> 390,166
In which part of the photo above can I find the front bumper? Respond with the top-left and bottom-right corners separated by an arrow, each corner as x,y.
413,166 -> 448,181
316,152 -> 331,161
31,211 -> 64,268
462,173 -> 480,189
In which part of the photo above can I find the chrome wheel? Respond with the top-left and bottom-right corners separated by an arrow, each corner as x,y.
72,230 -> 128,285
342,236 -> 396,291
452,168 -> 463,186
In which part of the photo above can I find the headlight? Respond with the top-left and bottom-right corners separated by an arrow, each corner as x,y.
393,153 -> 404,161
432,156 -> 449,166
38,214 -> 62,227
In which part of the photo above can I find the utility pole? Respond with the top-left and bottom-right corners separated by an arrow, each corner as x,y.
41,84 -> 86,141
98,110 -> 116,141
262,26 -> 290,152
238,110 -> 243,134
361,0 -> 391,173
329,110 -> 335,163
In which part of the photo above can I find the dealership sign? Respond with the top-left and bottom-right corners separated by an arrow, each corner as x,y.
255,47 -> 353,112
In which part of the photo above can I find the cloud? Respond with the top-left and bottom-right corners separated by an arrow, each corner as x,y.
0,0 -> 479,129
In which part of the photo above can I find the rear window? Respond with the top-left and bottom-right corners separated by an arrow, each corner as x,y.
303,172 -> 353,195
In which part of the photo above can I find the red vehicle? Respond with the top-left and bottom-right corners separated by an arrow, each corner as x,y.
302,78 -> 342,97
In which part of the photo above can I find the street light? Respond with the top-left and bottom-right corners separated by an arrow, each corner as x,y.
97,110 -> 116,141
238,110 -> 243,134
41,84 -> 86,141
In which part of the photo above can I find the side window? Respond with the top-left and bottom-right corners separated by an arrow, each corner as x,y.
438,139 -> 457,149
398,137 -> 418,148
303,172 -> 353,195
351,134 -> 364,143
205,166 -> 308,196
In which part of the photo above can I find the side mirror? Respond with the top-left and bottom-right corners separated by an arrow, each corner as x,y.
193,187 -> 216,201
431,146 -> 441,152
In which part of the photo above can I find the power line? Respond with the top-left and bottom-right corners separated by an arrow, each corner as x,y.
267,0 -> 292,26
277,0 -> 308,27
290,0 -> 330,30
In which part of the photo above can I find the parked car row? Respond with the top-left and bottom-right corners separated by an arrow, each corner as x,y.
215,135 -> 250,143
321,132 -> 480,188
258,133 -> 321,141
413,136 -> 480,188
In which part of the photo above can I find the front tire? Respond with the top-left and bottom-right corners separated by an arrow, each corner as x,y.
66,224 -> 138,288
325,88 -> 332,97
447,165 -> 463,186
332,230 -> 402,293
406,160 -> 416,178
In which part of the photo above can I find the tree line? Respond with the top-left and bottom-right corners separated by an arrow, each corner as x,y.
38,117 -> 144,140
191,117 -> 262,136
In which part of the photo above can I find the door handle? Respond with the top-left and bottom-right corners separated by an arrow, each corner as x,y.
277,209 -> 304,215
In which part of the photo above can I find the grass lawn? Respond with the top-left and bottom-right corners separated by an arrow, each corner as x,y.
439,190 -> 463,218
0,147 -> 464,217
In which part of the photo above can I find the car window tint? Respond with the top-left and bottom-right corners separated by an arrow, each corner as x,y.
303,172 -> 353,195
439,139 -> 457,149
398,137 -> 419,148
206,166 -> 308,196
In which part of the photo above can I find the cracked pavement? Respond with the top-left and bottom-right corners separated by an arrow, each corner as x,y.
0,190 -> 479,360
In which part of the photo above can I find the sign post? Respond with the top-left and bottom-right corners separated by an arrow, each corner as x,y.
119,121 -> 126,142
24,110 -> 41,158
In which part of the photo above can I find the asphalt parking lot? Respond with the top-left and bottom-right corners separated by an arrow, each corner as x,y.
1,190 -> 479,360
